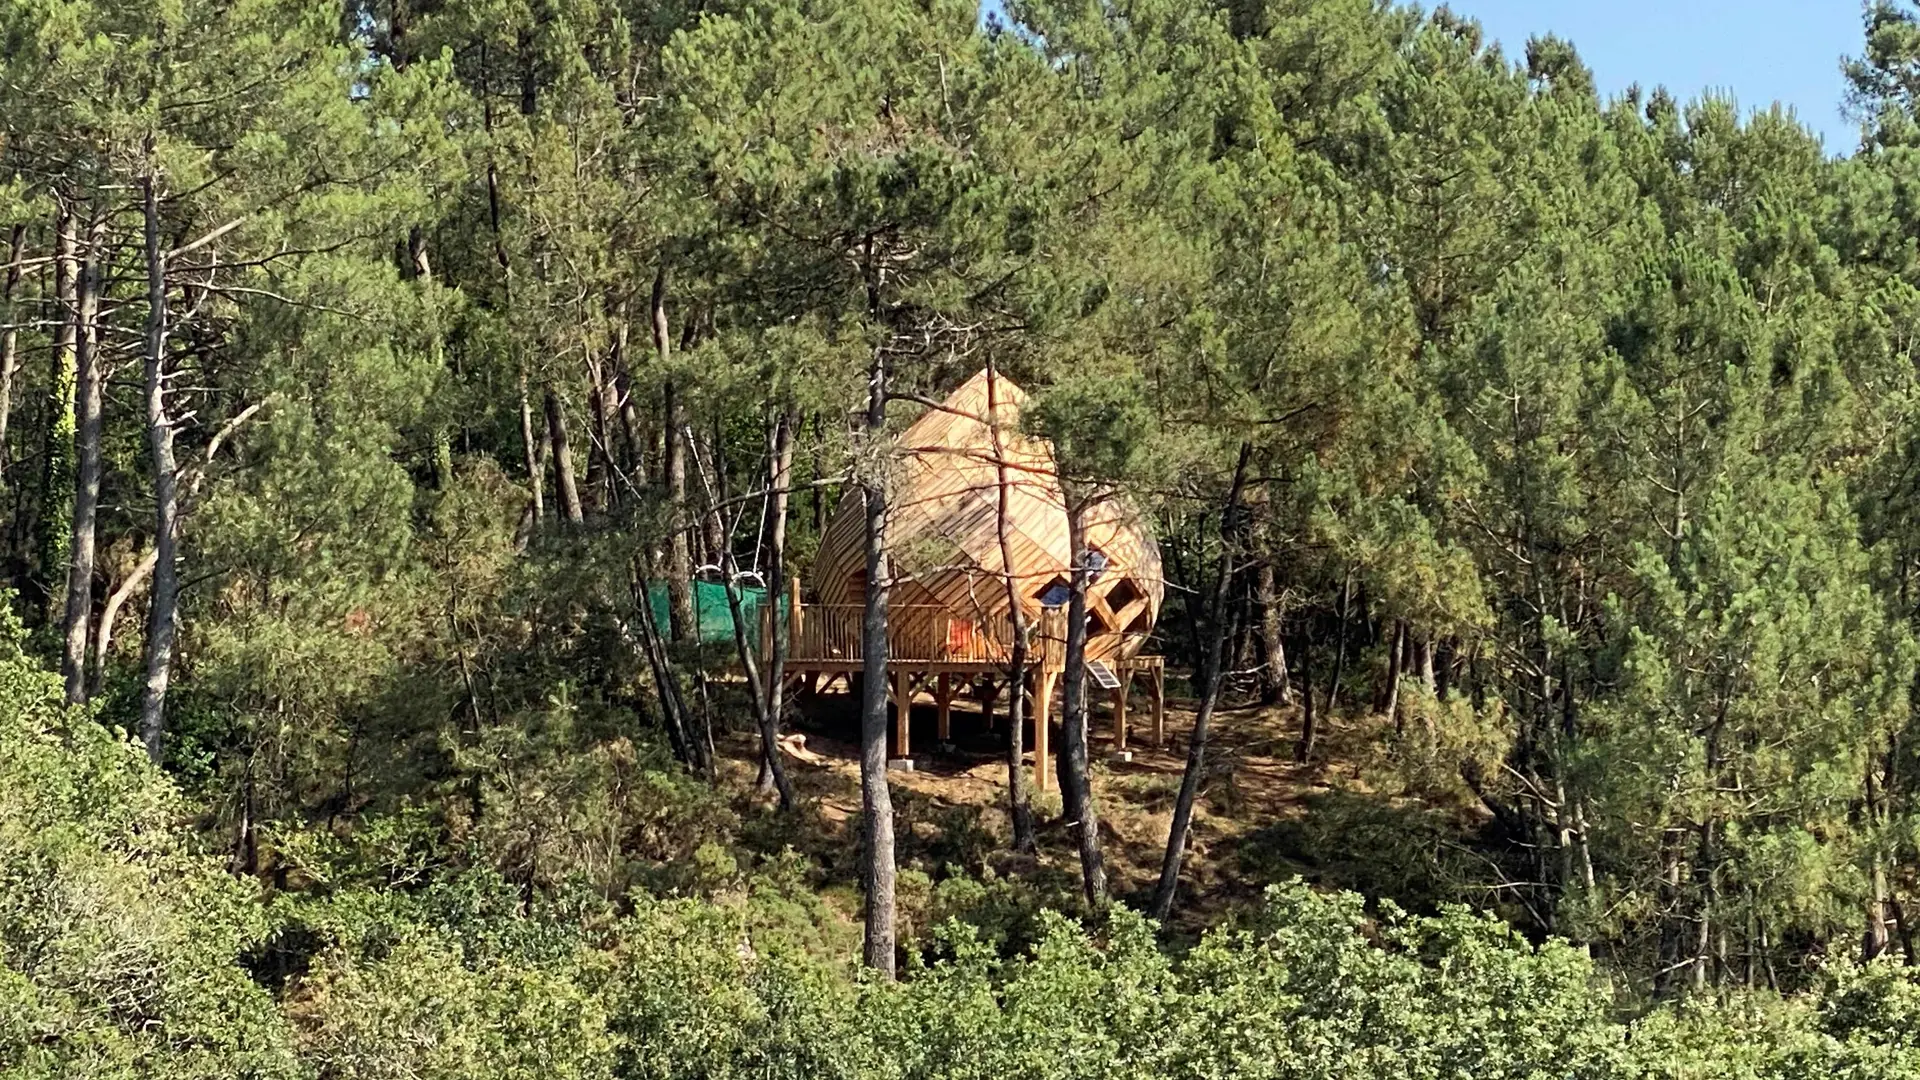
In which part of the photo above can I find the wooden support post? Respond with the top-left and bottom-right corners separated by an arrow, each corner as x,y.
759,603 -> 774,673
1150,662 -> 1166,748
893,668 -> 912,759
936,673 -> 952,742
981,677 -> 998,731
1112,674 -> 1129,751
1033,669 -> 1055,791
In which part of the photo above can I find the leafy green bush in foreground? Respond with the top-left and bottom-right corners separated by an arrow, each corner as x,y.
8,624 -> 1920,1079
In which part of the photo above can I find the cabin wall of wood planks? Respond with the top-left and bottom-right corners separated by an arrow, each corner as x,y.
783,368 -> 1168,791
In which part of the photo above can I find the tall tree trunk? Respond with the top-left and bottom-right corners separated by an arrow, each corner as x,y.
988,362 -> 1036,852
656,268 -> 695,641
1865,753 -> 1893,963
700,404 -> 794,806
1256,557 -> 1290,705
859,347 -> 897,978
752,405 -> 798,809
518,368 -> 544,523
1151,442 -> 1252,921
719,536 -> 789,802
1891,894 -> 1917,967
703,418 -> 728,565
0,224 -> 25,489
1692,817 -> 1715,990
138,172 -> 177,765
395,20 -> 441,486
60,217 -> 106,704
584,353 -> 612,505
1295,642 -> 1317,764
544,387 -> 583,523
1325,568 -> 1352,714
631,563 -> 703,772
663,377 -> 695,638
1402,629 -> 1420,698
609,299 -> 646,485
1229,591 -> 1251,674
483,53 -> 531,528
1382,619 -> 1406,731
1060,495 -> 1108,909
39,204 -> 78,620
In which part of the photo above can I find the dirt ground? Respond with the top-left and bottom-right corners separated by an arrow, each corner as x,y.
711,674 -> 1472,932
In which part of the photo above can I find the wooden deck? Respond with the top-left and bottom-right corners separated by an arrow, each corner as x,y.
770,601 -> 1164,790
785,603 -> 1064,669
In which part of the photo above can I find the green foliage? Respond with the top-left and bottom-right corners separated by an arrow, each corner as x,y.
16,0 -> 1920,1071
294,933 -> 614,1080
17,642 -> 1920,1078
0,608 -> 296,1079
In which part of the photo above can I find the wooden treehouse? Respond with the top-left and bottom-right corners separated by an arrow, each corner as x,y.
775,368 -> 1166,790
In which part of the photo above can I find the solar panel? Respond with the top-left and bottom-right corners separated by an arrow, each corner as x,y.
1087,660 -> 1122,690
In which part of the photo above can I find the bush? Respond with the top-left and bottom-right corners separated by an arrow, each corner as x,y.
0,613 -> 297,1079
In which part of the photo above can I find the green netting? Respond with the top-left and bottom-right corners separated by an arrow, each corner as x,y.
646,581 -> 785,649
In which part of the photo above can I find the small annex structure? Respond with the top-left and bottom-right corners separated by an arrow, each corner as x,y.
775,368 -> 1165,789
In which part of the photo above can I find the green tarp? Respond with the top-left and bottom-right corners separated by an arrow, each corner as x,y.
646,581 -> 785,649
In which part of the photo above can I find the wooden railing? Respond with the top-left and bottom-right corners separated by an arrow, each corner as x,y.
779,603 -> 1067,668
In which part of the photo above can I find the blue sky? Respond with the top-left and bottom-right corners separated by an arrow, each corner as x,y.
1449,1 -> 1866,153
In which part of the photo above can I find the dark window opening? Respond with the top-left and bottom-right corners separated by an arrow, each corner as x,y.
1105,576 -> 1142,614
1036,575 -> 1071,608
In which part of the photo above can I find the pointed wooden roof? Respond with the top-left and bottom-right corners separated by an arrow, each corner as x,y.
810,369 -> 1162,650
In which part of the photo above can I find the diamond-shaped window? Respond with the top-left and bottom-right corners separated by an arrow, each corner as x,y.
1036,575 -> 1071,608
1105,576 -> 1142,614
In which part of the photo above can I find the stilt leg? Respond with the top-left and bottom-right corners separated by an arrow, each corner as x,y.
1113,675 -> 1129,751
1151,663 -> 1166,748
1033,670 -> 1055,791
936,673 -> 952,742
894,669 -> 912,759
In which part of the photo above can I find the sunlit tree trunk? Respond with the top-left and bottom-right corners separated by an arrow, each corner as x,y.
60,217 -> 105,704
988,362 -> 1035,851
755,405 -> 797,808
656,267 -> 695,641
38,204 -> 78,622
138,172 -> 177,764
858,345 -> 897,976
1060,494 -> 1109,909
1256,556 -> 1290,705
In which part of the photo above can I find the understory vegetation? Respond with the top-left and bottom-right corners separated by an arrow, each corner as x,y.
16,0 -> 1920,1074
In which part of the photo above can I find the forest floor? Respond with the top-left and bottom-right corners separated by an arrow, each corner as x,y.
711,676 -> 1491,938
